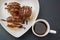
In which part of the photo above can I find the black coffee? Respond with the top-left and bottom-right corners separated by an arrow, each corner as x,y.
34,21 -> 47,35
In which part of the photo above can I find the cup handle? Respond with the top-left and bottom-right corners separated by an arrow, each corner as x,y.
49,30 -> 56,34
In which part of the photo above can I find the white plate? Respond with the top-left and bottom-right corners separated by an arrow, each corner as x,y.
0,0 -> 39,38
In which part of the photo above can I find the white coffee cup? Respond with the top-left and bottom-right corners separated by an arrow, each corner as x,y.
32,19 -> 56,37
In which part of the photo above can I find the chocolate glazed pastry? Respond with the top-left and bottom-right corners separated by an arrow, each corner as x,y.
2,2 -> 32,29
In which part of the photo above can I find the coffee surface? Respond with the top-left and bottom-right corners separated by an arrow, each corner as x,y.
34,21 -> 47,35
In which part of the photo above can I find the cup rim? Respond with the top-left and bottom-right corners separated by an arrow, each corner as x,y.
32,19 -> 50,37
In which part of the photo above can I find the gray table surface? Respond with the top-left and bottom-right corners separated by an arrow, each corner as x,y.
0,0 -> 60,40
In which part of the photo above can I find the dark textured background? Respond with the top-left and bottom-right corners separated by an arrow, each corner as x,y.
0,0 -> 60,40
